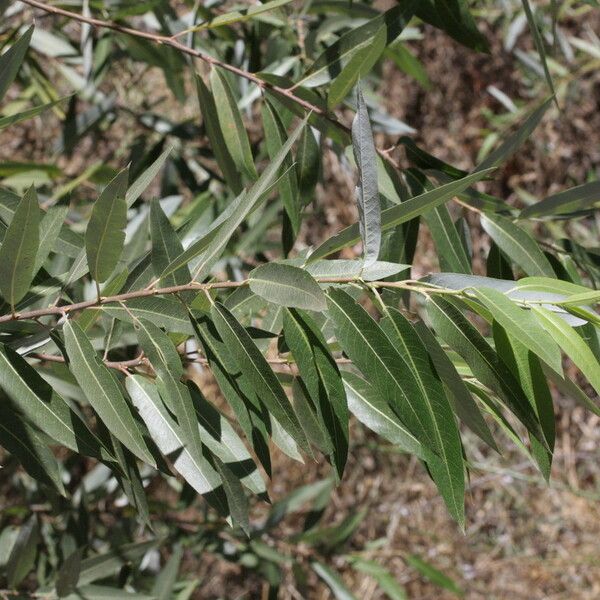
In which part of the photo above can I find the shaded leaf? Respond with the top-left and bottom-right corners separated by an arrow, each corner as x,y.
6,516 -> 38,589
520,180 -> 600,218
0,26 -> 33,103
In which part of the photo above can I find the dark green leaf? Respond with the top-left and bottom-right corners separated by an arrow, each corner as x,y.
0,26 -> 33,103
56,549 -> 83,598
64,320 -> 155,465
86,168 -> 129,284
249,263 -> 327,311
6,516 -> 38,589
0,186 -> 40,308
520,181 -> 600,218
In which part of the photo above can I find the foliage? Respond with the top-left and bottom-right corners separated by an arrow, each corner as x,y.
0,0 -> 598,597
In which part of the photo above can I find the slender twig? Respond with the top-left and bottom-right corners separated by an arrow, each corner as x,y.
0,277 -> 463,324
17,0 -> 404,166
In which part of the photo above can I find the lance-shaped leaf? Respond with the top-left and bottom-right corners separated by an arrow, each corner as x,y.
533,306 -> 600,396
196,74 -> 242,194
493,324 -> 554,480
126,376 -> 226,510
379,307 -> 465,526
135,319 -> 206,473
261,98 -> 301,235
296,125 -> 320,205
476,99 -> 552,172
299,3 -> 416,87
416,0 -> 489,52
34,203 -> 69,275
342,371 -> 424,458
309,168 -> 493,261
210,302 -> 309,454
187,381 -> 266,497
352,89 -> 381,266
472,287 -> 563,374
283,308 -> 349,478
63,320 -> 155,466
0,25 -> 33,103
0,97 -> 66,131
426,296 -> 547,446
188,313 -> 273,477
520,180 -> 600,219
6,515 -> 38,589
214,456 -> 250,535
126,146 -> 173,208
211,68 -> 257,181
191,0 -> 293,30
481,213 -> 555,277
249,263 -> 327,312
521,0 -> 555,99
86,168 -> 129,284
328,27 -> 387,108
151,546 -> 182,600
162,117 -> 306,280
413,322 -> 497,451
0,401 -> 65,495
0,345 -> 109,461
0,186 -> 40,308
327,288 -> 443,457
149,199 -> 191,289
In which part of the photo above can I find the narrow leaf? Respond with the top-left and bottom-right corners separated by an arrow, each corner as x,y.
86,168 -> 129,284
520,180 -> 600,218
352,88 -> 381,266
249,263 -> 327,311
64,320 -> 155,466
0,186 -> 40,308
0,26 -> 33,103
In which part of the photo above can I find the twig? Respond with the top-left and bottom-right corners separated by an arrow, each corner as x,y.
18,0 -> 403,168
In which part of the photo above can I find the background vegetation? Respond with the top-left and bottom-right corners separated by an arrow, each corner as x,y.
0,1 -> 599,598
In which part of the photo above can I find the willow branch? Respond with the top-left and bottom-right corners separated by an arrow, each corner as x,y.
0,277 -> 448,324
19,0 -> 403,167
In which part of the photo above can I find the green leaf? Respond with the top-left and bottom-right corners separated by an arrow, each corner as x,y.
162,117 -> 307,280
150,199 -> 191,288
0,98 -> 66,131
302,258 -> 409,281
299,3 -> 416,87
493,324 -> 554,480
328,27 -> 386,108
210,302 -> 309,453
86,168 -> 129,284
135,319 -> 206,473
296,125 -> 320,205
6,516 -> 38,589
0,26 -> 33,104
342,371 -> 424,458
56,549 -> 83,598
0,401 -> 65,496
472,287 -> 563,374
34,203 -> 69,274
312,562 -> 357,600
0,186 -> 40,308
476,99 -> 552,172
413,322 -> 497,451
196,74 -> 242,194
193,0 -> 293,29
416,0 -> 489,53
63,320 -> 155,466
211,68 -> 257,181
249,263 -> 327,311
405,554 -> 463,597
0,344 -> 109,461
532,306 -> 600,396
59,586 -> 155,600
78,540 -> 160,585
309,169 -> 493,261
126,376 -> 223,499
379,307 -> 465,526
481,213 -> 555,277
214,456 -> 250,535
283,308 -> 349,478
352,88 -> 381,266
521,0 -> 556,99
426,296 -> 547,445
261,98 -> 301,235
520,180 -> 600,218
327,289 -> 446,457
152,546 -> 183,600
187,381 -> 267,497
126,145 -> 173,208
350,559 -> 407,600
